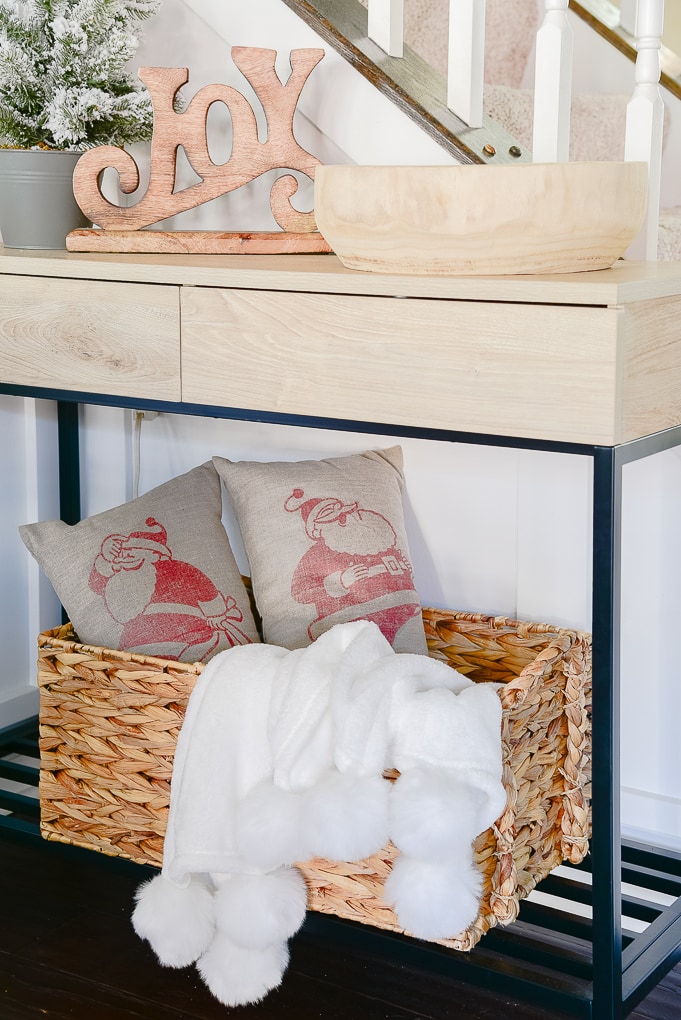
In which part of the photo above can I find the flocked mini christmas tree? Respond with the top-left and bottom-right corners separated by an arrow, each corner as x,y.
0,0 -> 160,150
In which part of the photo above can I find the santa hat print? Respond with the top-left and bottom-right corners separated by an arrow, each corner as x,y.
126,518 -> 171,556
284,490 -> 358,540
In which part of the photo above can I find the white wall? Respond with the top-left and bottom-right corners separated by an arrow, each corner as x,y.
0,397 -> 60,727
620,447 -> 681,849
0,397 -> 33,724
3,0 -> 680,846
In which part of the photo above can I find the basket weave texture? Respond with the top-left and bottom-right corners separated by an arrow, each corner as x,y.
38,607 -> 591,952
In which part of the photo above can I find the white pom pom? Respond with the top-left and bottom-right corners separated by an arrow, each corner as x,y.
302,771 -> 390,861
197,932 -> 289,1006
384,856 -> 483,941
390,767 -> 492,859
214,867 -> 308,950
236,781 -> 309,870
131,873 -> 215,967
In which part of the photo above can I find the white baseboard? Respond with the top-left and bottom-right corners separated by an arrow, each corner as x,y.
0,686 -> 39,730
622,786 -> 681,851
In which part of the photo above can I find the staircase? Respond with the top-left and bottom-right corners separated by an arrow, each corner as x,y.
425,0 -> 681,261
281,0 -> 681,261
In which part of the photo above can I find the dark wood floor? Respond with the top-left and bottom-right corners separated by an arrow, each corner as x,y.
0,832 -> 679,1020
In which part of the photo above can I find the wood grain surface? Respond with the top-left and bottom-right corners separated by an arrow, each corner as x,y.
0,275 -> 180,399
313,162 -> 649,276
1,831 -> 680,1020
66,229 -> 333,255
2,255 -> 681,445
620,293 -> 681,442
180,285 -> 621,443
1,250 -> 680,307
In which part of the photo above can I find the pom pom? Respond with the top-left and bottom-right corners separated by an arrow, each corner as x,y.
214,867 -> 308,950
197,932 -> 289,1006
236,781 -> 309,870
302,771 -> 390,861
384,855 -> 483,941
131,873 -> 215,967
390,767 -> 493,859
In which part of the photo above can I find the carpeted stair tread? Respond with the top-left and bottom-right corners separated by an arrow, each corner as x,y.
658,208 -> 681,260
483,84 -> 632,162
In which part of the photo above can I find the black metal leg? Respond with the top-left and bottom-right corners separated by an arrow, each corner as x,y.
57,401 -> 81,525
591,445 -> 623,1018
57,401 -> 81,626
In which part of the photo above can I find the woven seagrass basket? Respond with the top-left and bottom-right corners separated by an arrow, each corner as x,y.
37,607 -> 591,952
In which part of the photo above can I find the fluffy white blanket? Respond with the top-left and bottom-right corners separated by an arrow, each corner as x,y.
132,620 -> 505,1007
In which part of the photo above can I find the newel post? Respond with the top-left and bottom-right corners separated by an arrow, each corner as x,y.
624,0 -> 665,261
532,0 -> 574,162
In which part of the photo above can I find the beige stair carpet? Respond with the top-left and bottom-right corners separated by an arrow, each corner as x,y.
483,85 -> 631,162
658,209 -> 681,260
359,0 -> 540,87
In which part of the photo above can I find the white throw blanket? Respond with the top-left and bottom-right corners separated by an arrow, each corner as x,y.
132,620 -> 505,1007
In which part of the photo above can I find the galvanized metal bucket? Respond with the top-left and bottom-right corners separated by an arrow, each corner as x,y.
0,149 -> 90,250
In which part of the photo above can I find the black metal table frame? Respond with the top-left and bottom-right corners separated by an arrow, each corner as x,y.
3,381 -> 681,1020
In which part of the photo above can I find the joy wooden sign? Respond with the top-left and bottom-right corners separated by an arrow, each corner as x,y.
66,47 -> 332,254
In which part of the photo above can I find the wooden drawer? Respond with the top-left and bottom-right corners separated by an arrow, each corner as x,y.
181,286 -> 624,444
0,275 -> 180,399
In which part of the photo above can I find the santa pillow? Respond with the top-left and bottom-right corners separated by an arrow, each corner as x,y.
212,447 -> 427,655
20,462 -> 260,662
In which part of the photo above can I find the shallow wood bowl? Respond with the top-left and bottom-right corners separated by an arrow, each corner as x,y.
313,161 -> 648,276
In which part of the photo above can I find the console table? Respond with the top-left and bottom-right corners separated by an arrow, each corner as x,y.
2,249 -> 681,1019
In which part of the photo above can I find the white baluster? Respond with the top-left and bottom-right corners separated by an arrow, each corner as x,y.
532,0 -> 574,163
619,0 -> 638,36
367,0 -> 404,58
625,0 -> 665,261
446,0 -> 485,129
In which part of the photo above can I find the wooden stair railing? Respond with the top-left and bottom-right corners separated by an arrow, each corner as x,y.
279,0 -> 533,165
570,0 -> 681,102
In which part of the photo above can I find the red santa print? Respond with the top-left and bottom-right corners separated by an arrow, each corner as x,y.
285,488 -> 421,646
88,517 -> 251,661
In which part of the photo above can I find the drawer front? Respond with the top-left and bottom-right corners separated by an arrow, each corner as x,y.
0,275 -> 181,399
181,286 -> 620,444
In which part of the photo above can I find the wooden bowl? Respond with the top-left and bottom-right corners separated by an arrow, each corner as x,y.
313,162 -> 648,276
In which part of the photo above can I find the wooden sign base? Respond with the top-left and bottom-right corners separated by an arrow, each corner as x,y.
65,228 -> 333,255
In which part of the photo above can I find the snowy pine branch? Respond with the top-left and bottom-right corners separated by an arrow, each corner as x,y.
0,0 -> 160,149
